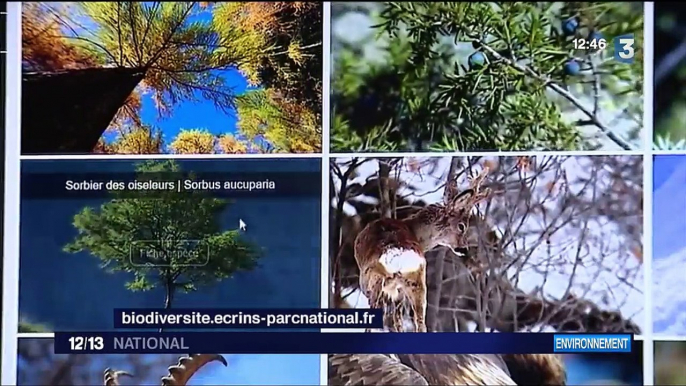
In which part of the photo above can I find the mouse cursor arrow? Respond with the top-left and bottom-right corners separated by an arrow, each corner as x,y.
239,219 -> 247,232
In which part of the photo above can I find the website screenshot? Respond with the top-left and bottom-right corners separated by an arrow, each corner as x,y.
2,2 -> 680,386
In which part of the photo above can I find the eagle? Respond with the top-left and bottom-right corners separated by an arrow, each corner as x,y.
103,354 -> 227,386
353,168 -> 490,332
329,353 -> 567,385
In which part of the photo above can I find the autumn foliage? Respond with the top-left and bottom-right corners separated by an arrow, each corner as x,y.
21,2 -> 322,154
236,89 -> 320,153
169,129 -> 216,154
22,3 -> 100,71
217,134 -> 249,154
93,126 -> 259,155
213,2 -> 322,97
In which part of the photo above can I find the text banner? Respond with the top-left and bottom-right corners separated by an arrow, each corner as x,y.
54,332 -> 635,355
114,308 -> 384,329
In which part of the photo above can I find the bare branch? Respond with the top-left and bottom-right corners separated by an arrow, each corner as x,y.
475,39 -> 634,150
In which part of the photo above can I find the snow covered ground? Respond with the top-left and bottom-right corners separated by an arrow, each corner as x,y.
653,155 -> 686,336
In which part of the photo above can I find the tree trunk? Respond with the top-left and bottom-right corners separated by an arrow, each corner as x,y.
22,67 -> 146,154
160,281 -> 175,333
377,160 -> 392,219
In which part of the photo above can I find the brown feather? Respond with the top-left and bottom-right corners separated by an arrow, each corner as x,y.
397,354 -> 516,385
501,354 -> 567,386
354,218 -> 423,270
329,354 -> 428,386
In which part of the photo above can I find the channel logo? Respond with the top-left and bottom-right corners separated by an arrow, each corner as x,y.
613,34 -> 635,64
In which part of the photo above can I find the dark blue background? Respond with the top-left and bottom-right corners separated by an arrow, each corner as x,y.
53,332 -> 639,355
22,171 -> 320,199
19,159 -> 322,332
113,308 -> 383,329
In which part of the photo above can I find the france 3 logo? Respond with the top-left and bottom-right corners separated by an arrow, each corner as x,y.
613,34 -> 635,64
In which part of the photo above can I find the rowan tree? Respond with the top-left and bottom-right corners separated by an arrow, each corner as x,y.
63,160 -> 262,312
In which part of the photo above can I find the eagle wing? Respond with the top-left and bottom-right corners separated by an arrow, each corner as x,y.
397,354 -> 516,386
329,354 -> 429,386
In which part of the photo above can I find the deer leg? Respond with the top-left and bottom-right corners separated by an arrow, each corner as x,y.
396,305 -> 409,332
412,281 -> 428,332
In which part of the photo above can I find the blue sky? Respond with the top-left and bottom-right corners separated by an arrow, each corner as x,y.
134,68 -> 251,146
134,8 -> 253,146
190,354 -> 320,385
654,154 -> 684,191
652,154 -> 686,335
652,154 -> 686,259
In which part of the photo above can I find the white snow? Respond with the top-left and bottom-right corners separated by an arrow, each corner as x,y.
379,247 -> 425,274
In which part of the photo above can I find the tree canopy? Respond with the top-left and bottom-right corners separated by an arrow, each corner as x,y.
22,2 -> 322,154
63,160 -> 262,310
331,2 -> 643,152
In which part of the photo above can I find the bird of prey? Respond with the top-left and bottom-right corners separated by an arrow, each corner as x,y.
329,353 -> 567,386
353,169 -> 490,333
